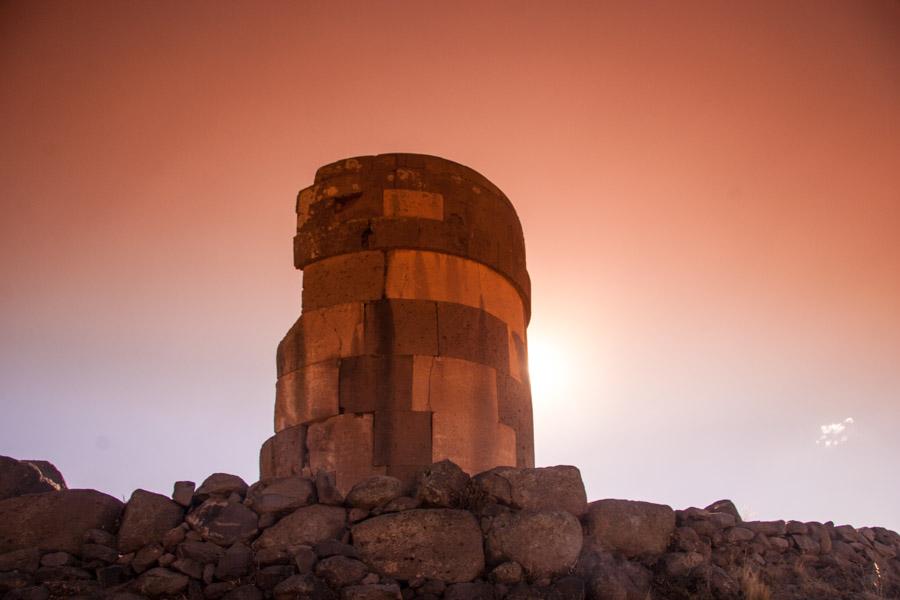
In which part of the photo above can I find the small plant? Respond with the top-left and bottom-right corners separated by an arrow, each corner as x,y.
739,565 -> 772,600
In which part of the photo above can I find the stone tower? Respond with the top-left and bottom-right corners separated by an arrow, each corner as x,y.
259,153 -> 533,493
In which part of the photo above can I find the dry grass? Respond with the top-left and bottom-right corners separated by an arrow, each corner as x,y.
739,565 -> 772,600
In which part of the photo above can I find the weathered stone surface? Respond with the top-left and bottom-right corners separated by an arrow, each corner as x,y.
272,573 -> 318,600
364,299 -> 439,357
584,499 -> 675,558
215,542 -> 251,580
302,251 -> 385,311
373,411 -> 433,469
443,582 -> 494,600
275,360 -> 341,430
82,542 -> 119,563
413,460 -> 469,508
346,476 -> 404,511
704,499 -> 741,522
339,355 -> 414,414
178,541 -> 225,564
134,567 -> 189,596
260,425 -> 307,480
490,561 -> 523,585
223,584 -> 263,600
470,466 -> 587,516
485,510 -> 583,580
132,543 -> 164,573
0,457 -> 63,500
352,509 -> 483,582
118,489 -> 184,553
277,304 -> 365,376
255,565 -> 295,590
307,414 -> 383,496
315,555 -> 368,587
496,375 -> 535,468
246,477 -> 316,516
173,481 -> 196,507
341,583 -> 402,599
0,489 -> 123,554
186,499 -> 259,546
254,504 -> 346,550
195,474 -> 248,501
0,547 -> 40,573
436,302 -> 509,374
315,470 -> 344,506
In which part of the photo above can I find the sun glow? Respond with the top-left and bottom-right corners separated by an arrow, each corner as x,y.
527,334 -> 573,406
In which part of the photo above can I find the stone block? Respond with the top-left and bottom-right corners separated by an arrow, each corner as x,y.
339,355 -> 414,414
301,251 -> 385,311
274,360 -> 340,431
383,190 -> 443,220
307,415 -> 385,495
277,304 -> 365,376
426,357 -> 503,476
364,299 -> 438,357
495,423 -> 517,468
259,425 -> 307,480
437,303 -> 509,374
584,499 -> 676,557
373,411 -> 432,467
497,374 -> 535,468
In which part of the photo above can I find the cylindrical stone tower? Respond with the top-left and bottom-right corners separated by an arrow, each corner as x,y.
259,153 -> 533,493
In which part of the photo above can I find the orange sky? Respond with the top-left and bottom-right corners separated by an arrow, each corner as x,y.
2,1 -> 899,529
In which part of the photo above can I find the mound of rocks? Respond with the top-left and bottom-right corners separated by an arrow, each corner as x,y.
0,455 -> 898,600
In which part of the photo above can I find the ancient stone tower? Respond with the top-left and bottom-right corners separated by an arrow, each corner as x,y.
259,154 -> 533,493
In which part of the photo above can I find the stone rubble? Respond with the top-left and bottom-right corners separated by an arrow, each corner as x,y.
0,455 -> 898,599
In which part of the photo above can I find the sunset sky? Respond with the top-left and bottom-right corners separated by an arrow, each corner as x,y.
2,1 -> 898,530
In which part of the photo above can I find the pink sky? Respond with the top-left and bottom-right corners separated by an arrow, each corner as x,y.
2,1 -> 898,530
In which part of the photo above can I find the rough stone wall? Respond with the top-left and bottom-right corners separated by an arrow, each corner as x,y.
260,154 -> 534,493
2,455 -> 898,600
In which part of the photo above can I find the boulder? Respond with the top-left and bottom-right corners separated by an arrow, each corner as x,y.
469,466 -> 587,516
0,548 -> 41,573
315,555 -> 368,587
254,504 -> 346,550
177,540 -> 225,564
133,567 -> 189,596
215,542 -> 252,580
118,489 -> 184,553
352,509 -> 483,583
186,498 -> 258,546
0,489 -> 123,554
345,476 -> 404,510
223,584 -> 263,600
413,460 -> 469,508
0,456 -> 63,500
485,510 -> 583,580
245,477 -> 316,516
172,482 -> 195,507
584,499 -> 675,558
704,499 -> 741,522
195,474 -> 248,500
341,583 -> 402,599
272,574 -> 318,600
443,582 -> 494,599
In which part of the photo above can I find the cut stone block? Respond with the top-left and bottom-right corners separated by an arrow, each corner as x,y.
307,415 -> 386,495
383,190 -> 444,220
277,303 -> 365,376
426,357 -> 503,477
364,299 -> 438,357
373,411 -> 433,467
301,251 -> 385,311
497,374 -> 535,468
275,360 -> 340,431
339,355 -> 414,414
495,423 -> 517,468
259,425 -> 307,480
437,303 -> 509,374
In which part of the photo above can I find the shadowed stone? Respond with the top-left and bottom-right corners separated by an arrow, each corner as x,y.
485,510 -> 583,580
254,504 -> 346,550
584,499 -> 676,558
118,490 -> 184,553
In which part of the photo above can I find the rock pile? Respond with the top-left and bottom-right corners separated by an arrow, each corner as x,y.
0,455 -> 898,599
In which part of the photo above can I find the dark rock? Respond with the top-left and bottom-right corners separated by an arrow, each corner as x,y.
583,499 -> 675,558
84,527 -> 117,547
186,498 -> 259,546
196,474 -> 249,501
490,561 -> 523,585
316,470 -> 345,506
581,553 -> 652,600
255,565 -> 295,590
724,526 -> 755,543
469,466 -> 587,517
314,540 -> 359,559
178,541 -> 226,564
173,481 -> 196,507
704,499 -> 741,522
205,581 -> 237,599
162,525 -> 187,551
0,571 -> 32,594
294,546 -> 318,572
215,542 -> 251,580
39,552 -> 75,567
660,551 -> 706,577
786,520 -> 808,535
413,460 -> 469,508
340,583 -> 402,599
349,508 -> 369,523
172,557 -> 204,579
223,584 -> 263,600
381,497 -> 420,513
443,581 -> 494,600
0,456 -> 60,500
352,509 -> 484,583
134,567 -> 189,596
0,548 -> 40,573
34,565 -> 92,583
246,476 -> 316,516
0,489 -> 123,554
97,564 -> 132,587
82,542 -> 120,563
254,505 -> 347,550
272,573 -> 318,600
3,585 -> 49,600
346,476 -> 404,510
158,552 -> 176,567
485,510 -> 582,580
743,520 -> 786,536
550,576 -> 586,600
316,555 -> 368,587
132,543 -> 164,573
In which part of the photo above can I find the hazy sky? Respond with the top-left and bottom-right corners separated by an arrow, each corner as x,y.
2,1 -> 898,530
